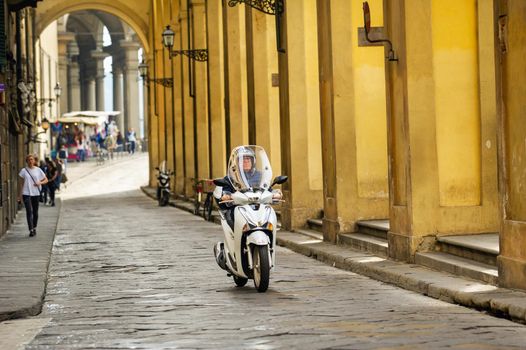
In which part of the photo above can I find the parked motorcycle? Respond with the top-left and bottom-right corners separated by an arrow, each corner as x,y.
213,146 -> 287,292
155,161 -> 173,207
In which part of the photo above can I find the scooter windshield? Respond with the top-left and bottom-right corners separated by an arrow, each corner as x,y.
227,145 -> 273,191
159,160 -> 167,173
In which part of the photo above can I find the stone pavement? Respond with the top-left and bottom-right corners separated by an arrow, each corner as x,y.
0,153 -> 138,323
1,154 -> 526,349
0,199 -> 61,322
142,187 -> 526,325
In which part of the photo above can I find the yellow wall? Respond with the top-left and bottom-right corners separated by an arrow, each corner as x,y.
432,0 -> 481,206
351,0 -> 388,199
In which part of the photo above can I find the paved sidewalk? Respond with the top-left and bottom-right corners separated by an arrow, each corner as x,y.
0,200 -> 61,322
0,155 -> 143,323
141,186 -> 526,324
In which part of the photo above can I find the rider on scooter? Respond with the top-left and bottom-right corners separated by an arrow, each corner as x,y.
214,146 -> 282,268
216,147 -> 281,210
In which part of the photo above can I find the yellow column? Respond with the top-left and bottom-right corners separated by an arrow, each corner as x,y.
317,0 -> 387,240
162,0 -> 175,182
147,54 -> 159,188
193,0 -> 210,179
207,0 -> 227,178
252,10 -> 281,175
173,22 -> 186,196
495,0 -> 526,290
279,0 -> 323,231
226,3 -> 249,147
385,0 -> 499,261
148,0 -> 162,187
180,1 -> 196,198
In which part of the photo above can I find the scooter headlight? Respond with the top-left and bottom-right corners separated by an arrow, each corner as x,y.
238,207 -> 258,227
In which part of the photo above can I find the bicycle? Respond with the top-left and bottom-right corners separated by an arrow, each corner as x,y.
202,180 -> 215,221
193,178 -> 215,221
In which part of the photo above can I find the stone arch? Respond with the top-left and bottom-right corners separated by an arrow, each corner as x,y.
35,0 -> 150,54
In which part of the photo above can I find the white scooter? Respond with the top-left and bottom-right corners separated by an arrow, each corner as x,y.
213,146 -> 287,292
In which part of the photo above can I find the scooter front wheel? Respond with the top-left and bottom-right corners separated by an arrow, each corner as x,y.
159,191 -> 170,206
253,245 -> 270,292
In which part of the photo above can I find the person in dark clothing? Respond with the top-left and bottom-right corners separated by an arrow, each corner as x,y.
54,158 -> 63,191
39,159 -> 48,203
45,158 -> 58,207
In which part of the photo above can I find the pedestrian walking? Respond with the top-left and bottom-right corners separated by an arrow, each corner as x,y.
54,158 -> 63,191
39,159 -> 48,204
18,154 -> 48,237
76,134 -> 86,162
127,128 -> 136,154
104,133 -> 116,160
116,131 -> 124,156
45,158 -> 58,207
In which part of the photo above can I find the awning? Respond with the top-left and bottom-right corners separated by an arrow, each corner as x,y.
59,111 -> 121,126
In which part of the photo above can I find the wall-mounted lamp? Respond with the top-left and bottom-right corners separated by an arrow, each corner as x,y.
138,60 -> 174,88
54,83 -> 62,99
26,117 -> 50,144
162,25 -> 209,62
37,83 -> 62,105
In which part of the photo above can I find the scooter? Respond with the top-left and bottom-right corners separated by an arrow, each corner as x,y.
155,162 -> 173,207
212,146 -> 287,292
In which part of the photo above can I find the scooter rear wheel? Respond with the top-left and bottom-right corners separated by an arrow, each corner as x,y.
253,245 -> 270,292
233,275 -> 248,287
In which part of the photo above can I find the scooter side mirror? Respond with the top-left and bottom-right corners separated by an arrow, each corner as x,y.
213,178 -> 230,187
271,175 -> 288,187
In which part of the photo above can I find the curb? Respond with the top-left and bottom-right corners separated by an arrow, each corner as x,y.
139,186 -> 526,324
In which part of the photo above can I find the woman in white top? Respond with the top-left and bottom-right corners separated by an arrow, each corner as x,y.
18,154 -> 48,237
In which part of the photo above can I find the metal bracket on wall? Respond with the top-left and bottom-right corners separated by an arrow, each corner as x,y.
228,0 -> 283,16
362,1 -> 397,62
170,49 -> 208,62
145,77 -> 174,88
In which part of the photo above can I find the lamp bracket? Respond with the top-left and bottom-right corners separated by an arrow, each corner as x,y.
37,98 -> 55,105
144,77 -> 174,88
170,49 -> 208,62
228,0 -> 283,15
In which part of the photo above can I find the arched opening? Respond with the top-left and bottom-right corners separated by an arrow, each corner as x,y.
36,7 -> 146,160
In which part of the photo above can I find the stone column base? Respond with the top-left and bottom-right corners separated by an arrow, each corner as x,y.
280,205 -> 322,232
388,231 -> 436,263
323,217 -> 339,243
498,255 -> 526,290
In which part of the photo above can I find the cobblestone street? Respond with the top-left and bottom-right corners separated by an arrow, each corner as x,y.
4,155 -> 526,349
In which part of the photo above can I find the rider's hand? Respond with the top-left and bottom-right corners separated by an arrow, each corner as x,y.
272,190 -> 282,200
221,194 -> 232,201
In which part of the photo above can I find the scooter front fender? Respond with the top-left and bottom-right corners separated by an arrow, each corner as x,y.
246,230 -> 270,246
